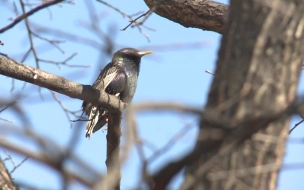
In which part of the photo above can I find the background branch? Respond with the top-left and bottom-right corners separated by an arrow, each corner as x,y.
0,0 -> 64,34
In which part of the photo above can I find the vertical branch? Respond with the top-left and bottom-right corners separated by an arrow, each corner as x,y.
19,0 -> 39,68
106,112 -> 122,190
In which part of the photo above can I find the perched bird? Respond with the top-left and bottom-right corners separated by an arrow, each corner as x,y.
82,48 -> 152,138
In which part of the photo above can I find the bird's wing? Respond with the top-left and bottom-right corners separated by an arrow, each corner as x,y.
105,68 -> 127,97
92,63 -> 119,90
82,63 -> 119,111
82,64 -> 126,114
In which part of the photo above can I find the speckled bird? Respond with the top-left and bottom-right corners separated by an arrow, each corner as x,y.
82,48 -> 152,138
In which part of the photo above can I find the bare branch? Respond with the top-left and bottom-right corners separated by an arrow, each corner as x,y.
133,102 -> 202,115
0,0 -> 64,34
39,52 -> 90,69
0,56 -> 126,114
144,0 -> 228,34
19,0 -> 40,68
96,0 -> 153,41
0,138 -> 96,188
3,150 -> 28,174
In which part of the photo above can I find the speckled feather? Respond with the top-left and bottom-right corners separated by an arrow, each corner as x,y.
81,48 -> 149,138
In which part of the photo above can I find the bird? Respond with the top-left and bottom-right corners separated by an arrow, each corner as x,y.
81,48 -> 152,138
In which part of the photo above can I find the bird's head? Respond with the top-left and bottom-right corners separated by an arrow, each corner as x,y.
112,48 -> 152,66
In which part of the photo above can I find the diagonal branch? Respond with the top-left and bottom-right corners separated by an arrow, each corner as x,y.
143,0 -> 228,34
0,55 -> 125,114
0,0 -> 64,34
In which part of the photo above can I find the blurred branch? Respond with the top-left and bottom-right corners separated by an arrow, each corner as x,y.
0,100 -> 18,123
81,0 -> 115,54
0,55 -> 126,114
133,102 -> 202,115
0,124 -> 102,188
0,101 -> 18,113
207,162 -> 304,181
0,0 -> 64,34
33,23 -> 105,50
0,138 -> 96,188
151,106 -> 293,189
140,41 -> 210,52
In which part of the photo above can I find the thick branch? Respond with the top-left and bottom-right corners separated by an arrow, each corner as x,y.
144,0 -> 228,34
105,113 -> 122,190
0,56 -> 125,113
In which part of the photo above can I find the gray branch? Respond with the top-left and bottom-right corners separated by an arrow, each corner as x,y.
0,56 -> 125,113
144,0 -> 228,34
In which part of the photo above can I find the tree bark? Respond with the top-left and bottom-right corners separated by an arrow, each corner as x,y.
0,56 -> 125,113
144,0 -> 228,34
181,0 -> 304,190
0,158 -> 18,190
105,113 -> 122,190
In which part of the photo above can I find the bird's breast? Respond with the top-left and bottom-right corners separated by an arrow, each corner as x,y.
123,67 -> 139,103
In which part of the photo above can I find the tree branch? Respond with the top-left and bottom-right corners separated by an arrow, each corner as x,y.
0,138 -> 97,188
0,56 -> 125,113
0,158 -> 18,190
104,113 -> 122,190
144,0 -> 228,34
0,0 -> 64,34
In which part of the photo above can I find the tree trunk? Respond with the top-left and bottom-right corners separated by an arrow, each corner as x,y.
182,0 -> 304,190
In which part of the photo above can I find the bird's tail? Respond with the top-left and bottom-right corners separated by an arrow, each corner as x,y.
85,107 -> 108,138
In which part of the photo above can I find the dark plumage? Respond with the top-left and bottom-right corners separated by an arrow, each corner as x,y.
82,48 -> 152,138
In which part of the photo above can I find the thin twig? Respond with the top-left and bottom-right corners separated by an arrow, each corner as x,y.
50,91 -> 82,127
96,0 -> 152,42
121,10 -> 149,31
0,101 -> 18,113
0,0 -> 64,33
32,32 -> 66,54
19,0 -> 39,68
39,52 -> 90,69
289,119 -> 304,134
205,70 -> 215,75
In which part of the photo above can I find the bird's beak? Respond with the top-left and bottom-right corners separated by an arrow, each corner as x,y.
137,50 -> 153,56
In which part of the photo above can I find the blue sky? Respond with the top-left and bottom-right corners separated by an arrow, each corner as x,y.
0,0 -> 303,189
